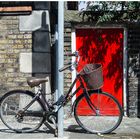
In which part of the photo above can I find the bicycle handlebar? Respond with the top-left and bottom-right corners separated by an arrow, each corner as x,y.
66,53 -> 76,57
59,51 -> 80,72
59,64 -> 72,72
66,51 -> 79,57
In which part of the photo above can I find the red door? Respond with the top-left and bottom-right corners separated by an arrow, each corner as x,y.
76,28 -> 123,108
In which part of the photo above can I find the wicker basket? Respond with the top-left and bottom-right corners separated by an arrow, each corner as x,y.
79,64 -> 103,90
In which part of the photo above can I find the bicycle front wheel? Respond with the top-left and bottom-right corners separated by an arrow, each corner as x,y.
0,90 -> 45,133
74,91 -> 123,134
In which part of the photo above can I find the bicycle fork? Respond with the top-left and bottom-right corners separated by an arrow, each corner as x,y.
78,76 -> 100,116
84,89 -> 101,116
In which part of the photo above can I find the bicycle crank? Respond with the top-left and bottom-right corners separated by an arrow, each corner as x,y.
46,112 -> 57,124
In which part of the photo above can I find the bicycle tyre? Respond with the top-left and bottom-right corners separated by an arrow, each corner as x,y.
74,91 -> 123,134
0,90 -> 46,133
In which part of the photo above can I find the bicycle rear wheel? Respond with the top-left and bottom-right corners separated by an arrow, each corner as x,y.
0,90 -> 45,133
74,91 -> 123,134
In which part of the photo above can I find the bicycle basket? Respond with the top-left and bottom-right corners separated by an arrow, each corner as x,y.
79,64 -> 103,90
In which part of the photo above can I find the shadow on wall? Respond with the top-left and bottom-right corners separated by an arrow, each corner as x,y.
32,11 -> 51,95
76,28 -> 123,93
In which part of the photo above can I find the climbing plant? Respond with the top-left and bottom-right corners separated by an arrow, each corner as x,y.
79,1 -> 140,24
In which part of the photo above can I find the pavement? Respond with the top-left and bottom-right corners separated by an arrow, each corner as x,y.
0,116 -> 140,139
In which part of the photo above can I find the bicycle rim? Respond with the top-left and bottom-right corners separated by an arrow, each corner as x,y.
74,91 -> 123,134
0,90 -> 45,133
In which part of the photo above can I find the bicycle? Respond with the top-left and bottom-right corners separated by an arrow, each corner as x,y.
0,51 -> 123,136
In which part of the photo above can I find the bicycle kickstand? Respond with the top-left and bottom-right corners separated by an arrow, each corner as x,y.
50,116 -> 58,137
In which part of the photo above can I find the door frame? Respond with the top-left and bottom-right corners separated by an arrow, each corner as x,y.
71,26 -> 128,116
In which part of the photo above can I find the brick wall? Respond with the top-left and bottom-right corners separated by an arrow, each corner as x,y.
64,23 -> 72,118
127,26 -> 140,117
64,23 -> 72,95
0,16 -> 32,95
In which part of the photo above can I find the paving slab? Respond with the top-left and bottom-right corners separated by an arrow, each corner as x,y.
64,117 -> 140,139
0,117 -> 140,139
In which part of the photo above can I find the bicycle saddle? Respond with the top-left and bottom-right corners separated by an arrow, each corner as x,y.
27,77 -> 48,88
